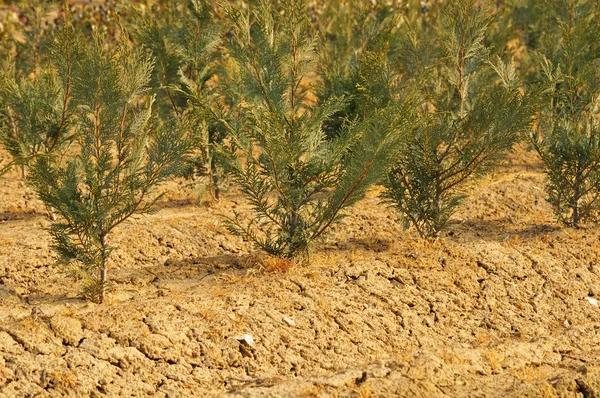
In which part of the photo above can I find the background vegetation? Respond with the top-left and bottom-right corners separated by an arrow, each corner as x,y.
0,0 -> 598,301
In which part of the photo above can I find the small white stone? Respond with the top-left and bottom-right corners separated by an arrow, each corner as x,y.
282,316 -> 296,327
585,297 -> 599,307
235,334 -> 254,346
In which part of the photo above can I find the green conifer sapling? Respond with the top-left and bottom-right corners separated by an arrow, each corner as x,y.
29,29 -> 191,303
383,0 -> 534,237
221,0 -> 414,259
135,0 -> 225,200
529,0 -> 600,226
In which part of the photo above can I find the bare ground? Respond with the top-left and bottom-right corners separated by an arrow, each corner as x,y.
1,147 -> 599,397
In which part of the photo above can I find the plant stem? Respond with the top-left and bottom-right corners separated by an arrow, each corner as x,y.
99,232 -> 108,304
573,169 -> 581,227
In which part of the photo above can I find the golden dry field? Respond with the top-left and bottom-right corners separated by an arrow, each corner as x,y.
2,0 -> 600,396
1,145 -> 600,397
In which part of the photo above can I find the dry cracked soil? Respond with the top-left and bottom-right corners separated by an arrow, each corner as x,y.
1,146 -> 600,397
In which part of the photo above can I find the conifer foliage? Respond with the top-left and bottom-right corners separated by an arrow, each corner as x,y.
3,0 -> 599,303
313,1 -> 398,139
221,0 -> 414,259
528,0 -> 600,226
383,0 -> 535,237
29,28 -> 190,303
0,6 -> 77,178
134,0 -> 225,199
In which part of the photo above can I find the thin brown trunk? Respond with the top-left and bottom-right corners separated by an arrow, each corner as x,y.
573,174 -> 581,227
212,172 -> 221,201
99,233 -> 108,304
47,206 -> 57,222
289,210 -> 298,254
433,177 -> 442,235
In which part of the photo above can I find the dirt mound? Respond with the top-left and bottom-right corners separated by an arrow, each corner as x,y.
1,147 -> 600,397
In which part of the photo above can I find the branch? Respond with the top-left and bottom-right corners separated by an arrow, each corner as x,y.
311,114 -> 402,241
48,27 -> 73,153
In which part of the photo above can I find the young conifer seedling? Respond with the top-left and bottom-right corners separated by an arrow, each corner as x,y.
29,28 -> 191,303
221,0 -> 414,260
528,0 -> 600,226
0,5 -> 76,179
383,0 -> 534,238
134,0 -> 225,200
313,1 -> 398,139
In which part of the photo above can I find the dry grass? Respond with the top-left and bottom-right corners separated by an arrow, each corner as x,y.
264,257 -> 297,273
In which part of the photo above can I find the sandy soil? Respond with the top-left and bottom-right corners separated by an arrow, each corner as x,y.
1,146 -> 600,397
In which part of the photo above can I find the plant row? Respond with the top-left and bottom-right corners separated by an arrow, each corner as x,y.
0,0 -> 599,303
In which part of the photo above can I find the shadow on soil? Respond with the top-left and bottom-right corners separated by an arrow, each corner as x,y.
446,218 -> 561,243
115,253 -> 265,283
154,198 -> 198,210
0,210 -> 42,222
163,253 -> 261,270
